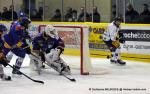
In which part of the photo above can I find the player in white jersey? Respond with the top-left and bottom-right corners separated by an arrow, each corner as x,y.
103,17 -> 126,65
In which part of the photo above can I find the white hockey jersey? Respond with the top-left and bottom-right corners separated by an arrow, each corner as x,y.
103,21 -> 120,41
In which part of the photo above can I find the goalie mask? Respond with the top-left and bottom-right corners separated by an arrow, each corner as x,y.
45,25 -> 58,38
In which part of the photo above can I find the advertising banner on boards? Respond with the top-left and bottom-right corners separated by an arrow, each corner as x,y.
2,22 -> 150,55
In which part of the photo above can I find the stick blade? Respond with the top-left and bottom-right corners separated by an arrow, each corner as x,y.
70,78 -> 76,82
33,80 -> 44,84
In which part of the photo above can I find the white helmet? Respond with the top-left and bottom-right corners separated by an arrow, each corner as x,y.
45,25 -> 58,38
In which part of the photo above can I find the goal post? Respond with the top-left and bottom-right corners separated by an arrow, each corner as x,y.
39,24 -> 92,75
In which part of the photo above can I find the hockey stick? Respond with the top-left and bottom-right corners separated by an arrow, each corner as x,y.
31,53 -> 76,82
7,63 -> 44,84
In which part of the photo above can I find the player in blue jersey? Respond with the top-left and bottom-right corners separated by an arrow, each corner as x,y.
0,24 -> 11,80
2,17 -> 31,75
32,25 -> 71,75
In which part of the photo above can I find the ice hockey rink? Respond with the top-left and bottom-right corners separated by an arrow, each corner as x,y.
0,55 -> 150,94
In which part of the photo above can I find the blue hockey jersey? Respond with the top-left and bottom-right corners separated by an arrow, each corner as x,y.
4,21 -> 25,47
32,34 -> 65,53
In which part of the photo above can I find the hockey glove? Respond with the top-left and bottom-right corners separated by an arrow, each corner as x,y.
4,42 -> 11,49
112,40 -> 120,48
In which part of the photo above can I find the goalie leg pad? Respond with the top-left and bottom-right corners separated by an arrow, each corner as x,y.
46,57 -> 71,75
29,55 -> 42,71
45,48 -> 60,63
52,48 -> 62,62
55,58 -> 71,75
50,62 -> 62,73
45,48 -> 71,74
45,55 -> 63,73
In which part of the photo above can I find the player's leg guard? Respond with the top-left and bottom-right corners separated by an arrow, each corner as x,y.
6,51 -> 14,61
115,47 -> 126,65
12,57 -> 23,75
110,46 -> 118,63
115,47 -> 121,60
104,41 -> 118,63
110,52 -> 117,63
0,64 -> 11,81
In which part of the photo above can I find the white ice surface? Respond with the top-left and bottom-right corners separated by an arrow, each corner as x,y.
1,55 -> 150,94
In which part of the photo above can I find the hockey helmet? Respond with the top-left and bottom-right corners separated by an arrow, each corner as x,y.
114,17 -> 123,22
20,17 -> 31,28
45,25 -> 58,38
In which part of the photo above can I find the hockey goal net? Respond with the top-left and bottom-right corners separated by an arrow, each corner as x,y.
38,24 -> 92,75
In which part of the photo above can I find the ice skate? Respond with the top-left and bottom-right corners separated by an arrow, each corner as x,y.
0,74 -> 11,81
117,59 -> 126,65
12,65 -> 22,75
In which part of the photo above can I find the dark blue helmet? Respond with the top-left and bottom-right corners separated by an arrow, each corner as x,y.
20,17 -> 31,28
20,17 -> 31,24
0,24 -> 7,32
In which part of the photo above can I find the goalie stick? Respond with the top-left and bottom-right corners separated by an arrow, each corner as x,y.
7,63 -> 44,84
31,53 -> 76,82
